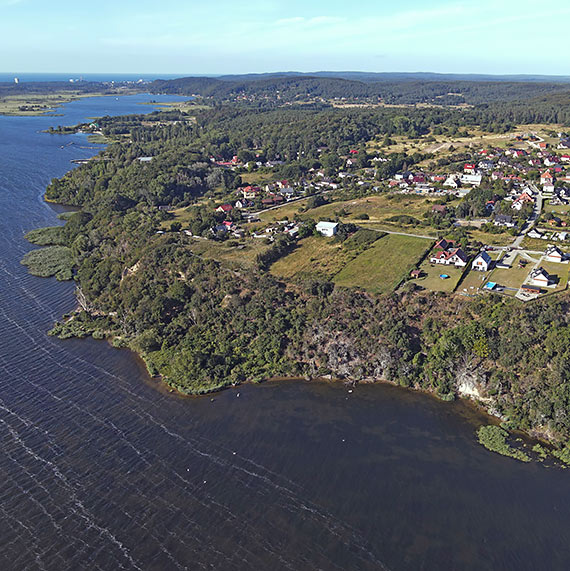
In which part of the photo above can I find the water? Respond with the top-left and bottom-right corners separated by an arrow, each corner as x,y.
1,95 -> 570,571
0,73 -> 185,84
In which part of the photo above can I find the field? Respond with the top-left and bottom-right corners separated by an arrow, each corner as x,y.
543,203 -> 570,215
270,236 -> 354,280
487,256 -> 532,293
415,259 -> 465,292
185,238 -> 271,269
334,234 -> 432,294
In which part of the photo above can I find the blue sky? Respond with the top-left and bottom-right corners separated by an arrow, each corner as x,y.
2,0 -> 569,75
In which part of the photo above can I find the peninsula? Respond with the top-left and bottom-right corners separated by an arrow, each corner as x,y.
23,74 -> 570,462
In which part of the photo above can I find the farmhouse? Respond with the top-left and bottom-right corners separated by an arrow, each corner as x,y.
316,221 -> 339,237
472,251 -> 492,272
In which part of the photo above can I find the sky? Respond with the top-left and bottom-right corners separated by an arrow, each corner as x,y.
1,0 -> 570,76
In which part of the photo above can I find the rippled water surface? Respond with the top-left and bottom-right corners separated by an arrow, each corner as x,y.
1,96 -> 570,571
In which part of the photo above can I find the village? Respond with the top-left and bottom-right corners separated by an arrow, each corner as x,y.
161,128 -> 570,301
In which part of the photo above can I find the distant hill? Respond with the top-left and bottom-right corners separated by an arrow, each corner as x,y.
215,71 -> 570,84
150,73 -> 570,107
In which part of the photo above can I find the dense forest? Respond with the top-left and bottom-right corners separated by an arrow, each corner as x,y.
150,74 -> 570,120
27,87 -> 570,457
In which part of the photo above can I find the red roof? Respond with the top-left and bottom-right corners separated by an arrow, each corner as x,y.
217,204 -> 233,212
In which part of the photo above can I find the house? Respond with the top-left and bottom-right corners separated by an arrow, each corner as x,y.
460,173 -> 483,186
430,247 -> 468,267
558,139 -> 570,150
528,267 -> 553,287
410,268 -> 422,279
521,284 -> 542,294
444,176 -> 459,189
494,214 -> 515,227
216,204 -> 233,213
545,245 -> 565,262
464,163 -> 476,174
511,192 -> 534,211
316,221 -> 339,237
472,251 -> 492,272
241,186 -> 260,199
528,228 -> 544,239
540,171 -> 554,185
434,238 -> 452,250
431,204 -> 448,215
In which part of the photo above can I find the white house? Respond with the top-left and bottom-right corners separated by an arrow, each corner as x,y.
443,176 -> 459,189
460,173 -> 483,186
472,251 -> 492,272
316,221 -> 339,237
528,229 -> 544,239
430,247 -> 468,267
528,267 -> 552,287
545,245 -> 564,262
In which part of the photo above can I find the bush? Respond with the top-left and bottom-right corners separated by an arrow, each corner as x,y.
476,425 -> 531,462
21,246 -> 74,280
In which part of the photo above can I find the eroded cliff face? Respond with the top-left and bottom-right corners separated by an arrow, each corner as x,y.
298,319 -> 416,385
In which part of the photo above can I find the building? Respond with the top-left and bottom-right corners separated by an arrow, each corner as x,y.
316,221 -> 339,237
494,214 -> 515,227
545,245 -> 564,262
460,173 -> 483,186
472,251 -> 492,272
528,267 -> 552,287
430,247 -> 468,267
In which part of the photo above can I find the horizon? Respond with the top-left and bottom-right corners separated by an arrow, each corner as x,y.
2,0 -> 570,76
3,70 -> 570,82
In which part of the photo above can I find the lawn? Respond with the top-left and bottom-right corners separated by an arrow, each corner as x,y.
459,269 -> 493,294
334,234 -> 432,294
544,203 -> 570,215
540,261 -> 569,292
487,256 -> 532,293
415,260 -> 465,293
270,236 -> 352,280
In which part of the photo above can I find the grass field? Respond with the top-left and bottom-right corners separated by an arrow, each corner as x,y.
466,229 -> 515,247
186,238 -> 271,269
270,236 -> 352,280
487,256 -> 532,292
334,234 -> 432,294
544,203 -> 570,215
416,259 -> 465,292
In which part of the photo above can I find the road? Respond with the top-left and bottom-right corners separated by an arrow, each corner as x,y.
511,183 -> 542,248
